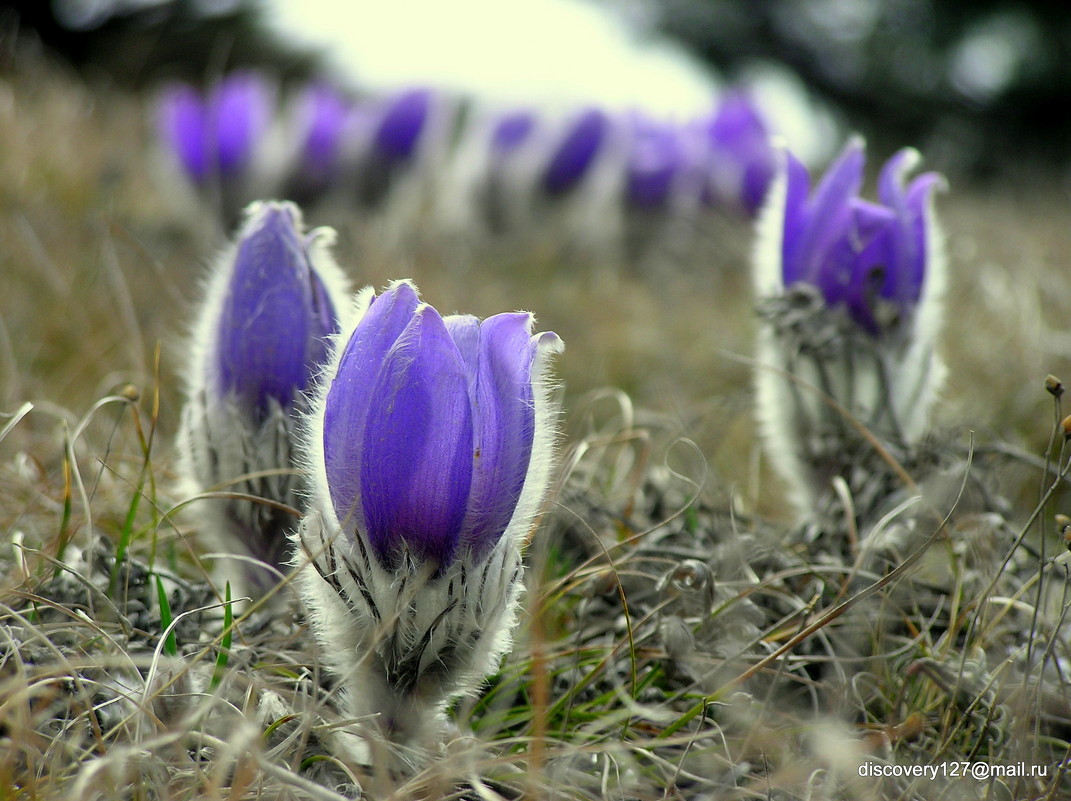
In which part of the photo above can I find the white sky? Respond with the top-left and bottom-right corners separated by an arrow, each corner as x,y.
265,0 -> 720,116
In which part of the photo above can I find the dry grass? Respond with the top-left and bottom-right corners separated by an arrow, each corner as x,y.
3,46 -> 1071,800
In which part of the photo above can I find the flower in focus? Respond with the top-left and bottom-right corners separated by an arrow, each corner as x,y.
778,140 -> 943,335
177,200 -> 349,596
297,280 -> 562,745
753,139 -> 947,518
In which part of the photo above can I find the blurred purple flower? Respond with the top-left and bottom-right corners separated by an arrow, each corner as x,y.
373,88 -> 432,161
780,140 -> 942,335
542,108 -> 609,196
490,110 -> 536,155
158,83 -> 209,181
157,71 -> 272,184
625,115 -> 683,209
703,90 -> 776,215
296,83 -> 352,176
322,281 -> 560,569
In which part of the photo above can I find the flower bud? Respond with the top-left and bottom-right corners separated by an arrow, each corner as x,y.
177,201 -> 349,596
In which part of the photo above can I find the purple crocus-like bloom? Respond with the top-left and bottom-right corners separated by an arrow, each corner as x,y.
296,83 -> 352,176
542,108 -> 609,196
780,140 -> 942,335
158,83 -> 210,182
298,280 -> 562,744
211,72 -> 272,175
322,281 -> 556,569
625,116 -> 683,209
704,90 -> 776,215
212,203 -> 338,416
373,88 -> 432,161
178,201 -> 349,596
156,71 -> 271,184
753,139 -> 947,519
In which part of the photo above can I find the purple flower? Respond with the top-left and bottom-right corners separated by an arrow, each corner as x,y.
157,71 -> 272,184
702,90 -> 776,215
321,281 -> 560,569
157,83 -> 209,181
212,202 -> 339,417
212,73 -> 272,175
177,201 -> 350,595
752,139 -> 947,518
296,83 -> 353,176
625,115 -> 683,209
373,88 -> 433,162
542,108 -> 610,196
490,110 -> 536,155
780,140 -> 943,335
298,280 -> 562,744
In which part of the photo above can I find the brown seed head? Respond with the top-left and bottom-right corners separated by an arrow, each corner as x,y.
1046,374 -> 1064,398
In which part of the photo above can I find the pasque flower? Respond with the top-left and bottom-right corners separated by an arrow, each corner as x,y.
357,88 -> 438,207
157,71 -> 272,185
701,90 -> 776,216
753,139 -> 946,516
177,201 -> 349,595
297,280 -> 562,745
282,82 -> 359,201
541,107 -> 610,196
624,115 -> 683,210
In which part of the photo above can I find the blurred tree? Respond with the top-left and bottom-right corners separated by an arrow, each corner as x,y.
0,0 -> 319,85
653,0 -> 1071,176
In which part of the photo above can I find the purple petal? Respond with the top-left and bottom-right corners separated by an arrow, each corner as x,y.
740,158 -> 776,216
444,314 -> 481,376
324,283 -> 421,533
210,72 -> 271,175
845,214 -> 898,334
359,307 -> 474,567
542,108 -> 608,196
793,142 -> 864,287
876,148 -> 916,209
899,172 -> 943,304
215,204 -> 317,412
306,266 -> 339,369
780,152 -> 812,285
459,313 -> 538,560
374,88 -> 431,161
158,84 -> 208,182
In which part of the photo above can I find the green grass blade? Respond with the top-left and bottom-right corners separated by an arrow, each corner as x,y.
210,582 -> 233,691
155,575 -> 178,657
